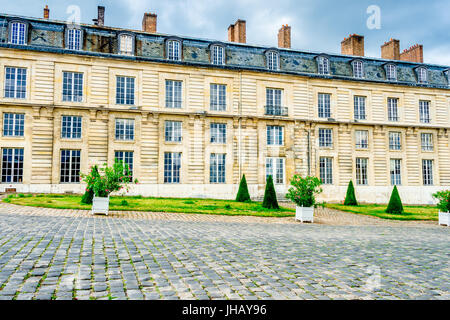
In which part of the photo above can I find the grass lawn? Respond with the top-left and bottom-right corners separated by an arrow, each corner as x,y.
2,194 -> 295,218
324,203 -> 438,221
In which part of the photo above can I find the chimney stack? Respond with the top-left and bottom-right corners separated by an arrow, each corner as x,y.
228,19 -> 246,43
93,6 -> 105,26
43,5 -> 50,19
341,34 -> 364,56
400,44 -> 423,63
278,25 -> 291,49
381,38 -> 400,60
142,12 -> 157,33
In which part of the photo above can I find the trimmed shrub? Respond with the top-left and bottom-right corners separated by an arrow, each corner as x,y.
286,175 -> 322,207
236,174 -> 251,202
386,185 -> 404,214
81,165 -> 100,205
344,180 -> 358,206
262,175 -> 279,209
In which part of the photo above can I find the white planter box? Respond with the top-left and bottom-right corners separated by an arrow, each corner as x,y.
92,196 -> 110,215
438,211 -> 450,226
295,206 -> 314,223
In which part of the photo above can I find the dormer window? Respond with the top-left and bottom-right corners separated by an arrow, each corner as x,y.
317,56 -> 329,75
66,27 -> 83,51
8,21 -> 27,45
416,67 -> 428,84
385,64 -> 397,81
445,70 -> 450,86
352,60 -> 364,79
266,50 -> 279,71
167,39 -> 181,61
211,45 -> 225,65
118,34 -> 134,56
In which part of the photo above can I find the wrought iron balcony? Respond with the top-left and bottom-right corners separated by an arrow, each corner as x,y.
264,105 -> 288,116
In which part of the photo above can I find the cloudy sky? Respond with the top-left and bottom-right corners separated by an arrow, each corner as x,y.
2,0 -> 449,65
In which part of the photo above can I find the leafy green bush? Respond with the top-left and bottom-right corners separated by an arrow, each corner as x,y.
286,175 -> 322,207
344,180 -> 358,206
433,190 -> 450,212
262,175 -> 279,209
224,204 -> 231,210
236,174 -> 251,202
18,193 -> 25,198
81,165 -> 100,204
385,185 -> 404,214
120,199 -> 129,206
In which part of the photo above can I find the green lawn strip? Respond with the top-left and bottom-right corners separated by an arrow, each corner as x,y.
3,194 -> 294,218
324,203 -> 438,221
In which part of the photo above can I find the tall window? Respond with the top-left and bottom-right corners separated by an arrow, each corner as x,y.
116,76 -> 135,105
390,159 -> 402,185
356,157 -> 368,185
386,64 -> 397,81
266,157 -> 284,184
318,93 -> 331,118
210,153 -> 226,183
3,113 -> 24,137
61,116 -> 82,139
1,148 -> 24,183
210,123 -> 226,144
210,84 -> 226,111
267,125 -> 283,146
354,96 -> 366,120
422,160 -> 433,185
266,88 -> 284,115
266,51 -> 279,71
211,45 -> 225,65
445,70 -> 450,86
417,67 -> 428,84
115,119 -> 134,141
319,157 -> 333,185
165,80 -> 182,108
165,121 -> 182,142
387,98 -> 399,121
352,60 -> 364,78
66,28 -> 82,51
419,100 -> 430,123
4,67 -> 27,99
62,72 -> 83,102
317,56 -> 329,75
389,132 -> 401,150
318,128 -> 333,147
60,149 -> 80,183
119,34 -> 134,55
421,133 -> 433,151
9,22 -> 27,45
164,152 -> 181,183
115,151 -> 134,179
355,130 -> 369,149
167,40 -> 181,61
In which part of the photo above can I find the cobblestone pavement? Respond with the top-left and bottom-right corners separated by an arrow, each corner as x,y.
0,208 -> 448,300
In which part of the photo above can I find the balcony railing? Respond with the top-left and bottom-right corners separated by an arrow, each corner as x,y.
265,105 -> 288,116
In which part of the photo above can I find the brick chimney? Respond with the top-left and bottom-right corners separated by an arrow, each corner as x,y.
93,6 -> 105,26
341,34 -> 364,56
278,25 -> 291,49
400,44 -> 423,63
43,5 -> 50,19
381,39 -> 400,60
228,19 -> 246,43
142,12 -> 157,33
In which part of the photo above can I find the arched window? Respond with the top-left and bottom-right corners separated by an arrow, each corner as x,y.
8,21 -> 28,45
317,55 -> 329,75
385,64 -> 397,81
118,33 -> 134,56
352,60 -> 364,78
416,67 -> 428,84
266,50 -> 279,71
66,27 -> 83,51
210,45 -> 225,65
166,39 -> 181,61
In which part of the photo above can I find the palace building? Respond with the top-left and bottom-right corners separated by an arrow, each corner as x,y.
0,6 -> 449,204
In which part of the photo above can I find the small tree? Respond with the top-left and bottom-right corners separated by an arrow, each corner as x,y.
81,165 -> 100,204
344,180 -> 358,206
432,190 -> 450,212
236,174 -> 251,202
262,175 -> 279,209
386,185 -> 404,214
286,175 -> 322,207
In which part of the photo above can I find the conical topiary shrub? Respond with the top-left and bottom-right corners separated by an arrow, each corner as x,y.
236,174 -> 251,202
262,175 -> 279,209
344,180 -> 358,206
81,165 -> 100,205
385,185 -> 404,214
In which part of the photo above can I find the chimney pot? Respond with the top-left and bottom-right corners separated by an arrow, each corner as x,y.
278,24 -> 291,49
341,34 -> 364,56
228,19 -> 246,43
400,44 -> 423,63
43,5 -> 50,19
142,12 -> 157,33
381,38 -> 400,60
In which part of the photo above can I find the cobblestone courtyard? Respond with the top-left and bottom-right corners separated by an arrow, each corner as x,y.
0,206 -> 448,300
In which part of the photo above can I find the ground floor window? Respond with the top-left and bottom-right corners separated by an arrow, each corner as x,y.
319,157 -> 333,184
356,157 -> 368,185
1,148 -> 24,183
390,159 -> 402,185
210,153 -> 226,183
60,149 -> 80,183
164,152 -> 181,183
266,157 -> 284,184
422,159 -> 433,185
115,151 -> 133,180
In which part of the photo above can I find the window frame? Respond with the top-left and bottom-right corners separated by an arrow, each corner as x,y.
210,123 -> 227,144
416,67 -> 428,84
385,64 -> 397,81
118,33 -> 135,56
421,133 -> 433,151
116,76 -> 135,106
390,159 -> 402,186
318,93 -> 331,118
210,153 -> 226,184
266,157 -> 285,185
3,113 -> 25,137
4,66 -> 27,99
114,151 -> 134,180
62,71 -> 84,103
444,70 -> 450,86
210,83 -> 227,111
1,148 -> 24,183
115,118 -> 135,141
355,130 -> 369,149
65,27 -> 83,51
388,132 -> 402,151
60,149 -> 81,184
266,125 -> 284,146
165,79 -> 183,109
318,128 -> 333,148
210,44 -> 225,66
422,159 -> 433,185
355,157 -> 368,185
319,157 -> 333,185
419,100 -> 431,123
164,152 -> 181,183
387,97 -> 399,122
166,39 -> 182,61
164,120 -> 183,143
352,60 -> 364,79
61,115 -> 82,139
316,55 -> 330,75
266,50 -> 280,71
353,96 -> 366,120
8,21 -> 28,45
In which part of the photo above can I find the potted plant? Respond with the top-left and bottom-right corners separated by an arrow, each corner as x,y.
433,190 -> 450,226
81,161 -> 136,215
286,175 -> 322,223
